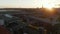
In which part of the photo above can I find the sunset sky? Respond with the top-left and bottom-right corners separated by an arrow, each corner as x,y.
0,0 -> 60,8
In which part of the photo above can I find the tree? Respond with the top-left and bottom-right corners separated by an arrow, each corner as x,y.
57,16 -> 60,22
53,23 -> 60,34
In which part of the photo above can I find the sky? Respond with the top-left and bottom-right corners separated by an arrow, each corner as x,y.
0,0 -> 60,8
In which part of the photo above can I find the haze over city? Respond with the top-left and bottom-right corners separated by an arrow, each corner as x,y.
0,0 -> 60,8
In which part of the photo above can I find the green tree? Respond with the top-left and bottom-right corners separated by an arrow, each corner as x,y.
53,23 -> 60,34
57,16 -> 60,22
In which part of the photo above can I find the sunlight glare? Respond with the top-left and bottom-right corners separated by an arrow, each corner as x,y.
40,0 -> 60,9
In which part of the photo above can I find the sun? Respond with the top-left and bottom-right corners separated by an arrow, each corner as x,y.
42,3 -> 55,11
42,4 -> 54,10
40,0 -> 60,9
41,0 -> 54,9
